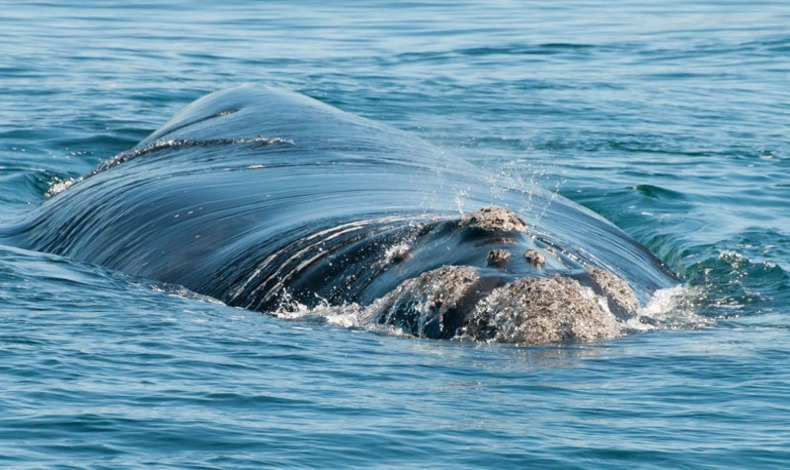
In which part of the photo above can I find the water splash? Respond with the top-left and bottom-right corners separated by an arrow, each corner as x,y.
44,176 -> 76,197
481,158 -> 567,231
627,284 -> 712,332
268,288 -> 366,329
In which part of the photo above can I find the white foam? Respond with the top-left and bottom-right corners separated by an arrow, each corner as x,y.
270,290 -> 366,329
628,284 -> 713,332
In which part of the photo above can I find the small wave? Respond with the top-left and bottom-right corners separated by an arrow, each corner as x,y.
632,184 -> 686,201
685,249 -> 789,317
458,43 -> 594,57
149,283 -> 228,307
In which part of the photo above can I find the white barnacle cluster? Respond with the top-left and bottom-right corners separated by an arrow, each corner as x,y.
589,268 -> 640,315
366,266 -> 480,339
467,276 -> 621,344
459,206 -> 527,233
366,265 -> 644,345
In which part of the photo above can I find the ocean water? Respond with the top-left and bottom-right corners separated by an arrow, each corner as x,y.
1,0 -> 789,468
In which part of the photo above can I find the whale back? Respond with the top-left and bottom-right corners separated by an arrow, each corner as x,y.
9,85 -> 675,311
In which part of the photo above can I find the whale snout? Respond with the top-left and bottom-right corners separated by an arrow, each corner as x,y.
364,206 -> 643,344
366,264 -> 638,344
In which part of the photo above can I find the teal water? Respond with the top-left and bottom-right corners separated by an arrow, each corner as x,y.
1,1 -> 789,468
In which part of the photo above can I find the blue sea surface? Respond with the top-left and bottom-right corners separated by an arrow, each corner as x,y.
1,1 -> 789,468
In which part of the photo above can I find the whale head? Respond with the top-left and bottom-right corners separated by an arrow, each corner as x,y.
356,206 -> 649,344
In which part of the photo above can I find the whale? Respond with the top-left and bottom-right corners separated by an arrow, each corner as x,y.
3,85 -> 677,344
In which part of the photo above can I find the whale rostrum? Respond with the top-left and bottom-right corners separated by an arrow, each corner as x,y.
364,206 -> 642,343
